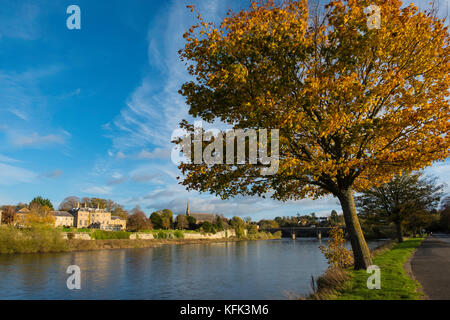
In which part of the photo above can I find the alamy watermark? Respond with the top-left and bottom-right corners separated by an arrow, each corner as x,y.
66,265 -> 81,290
66,5 -> 81,30
367,265 -> 381,289
171,121 -> 279,176
365,5 -> 381,30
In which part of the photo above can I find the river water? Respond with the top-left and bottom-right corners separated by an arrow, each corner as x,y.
0,238 -> 385,300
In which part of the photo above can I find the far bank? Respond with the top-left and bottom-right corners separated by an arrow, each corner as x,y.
0,226 -> 282,254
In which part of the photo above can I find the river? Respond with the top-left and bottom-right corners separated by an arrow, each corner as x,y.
0,238 -> 385,299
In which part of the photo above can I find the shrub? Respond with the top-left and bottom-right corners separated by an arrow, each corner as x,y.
0,225 -> 68,254
273,231 -> 282,239
90,230 -> 130,240
156,230 -> 168,239
319,227 -> 354,268
174,230 -> 184,239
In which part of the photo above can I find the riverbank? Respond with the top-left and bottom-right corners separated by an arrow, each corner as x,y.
307,238 -> 424,300
0,225 -> 281,254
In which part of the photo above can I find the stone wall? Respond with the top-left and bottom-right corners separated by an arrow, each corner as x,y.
129,233 -> 154,240
63,229 -> 241,241
62,232 -> 92,240
183,229 -> 238,239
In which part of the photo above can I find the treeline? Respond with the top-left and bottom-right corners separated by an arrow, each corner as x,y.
356,172 -> 449,242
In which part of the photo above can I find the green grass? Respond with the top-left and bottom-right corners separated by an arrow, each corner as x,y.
90,230 -> 131,240
333,238 -> 424,300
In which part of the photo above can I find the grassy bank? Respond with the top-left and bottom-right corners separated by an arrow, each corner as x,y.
0,225 -> 281,254
0,226 -> 68,254
309,238 -> 424,300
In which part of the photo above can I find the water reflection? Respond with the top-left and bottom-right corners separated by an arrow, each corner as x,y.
0,238 -> 385,300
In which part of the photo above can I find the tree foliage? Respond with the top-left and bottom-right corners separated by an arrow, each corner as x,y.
127,206 -> 152,232
356,172 -> 444,242
29,196 -> 54,211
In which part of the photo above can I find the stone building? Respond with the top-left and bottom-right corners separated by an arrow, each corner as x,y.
51,211 -> 74,228
69,203 -> 126,230
185,201 -> 216,223
110,216 -> 127,231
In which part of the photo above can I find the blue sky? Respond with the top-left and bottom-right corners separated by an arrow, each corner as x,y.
0,0 -> 448,219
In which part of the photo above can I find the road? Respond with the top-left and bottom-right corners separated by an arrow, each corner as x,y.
411,234 -> 450,300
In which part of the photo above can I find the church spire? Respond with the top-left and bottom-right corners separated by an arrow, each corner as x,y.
186,201 -> 190,216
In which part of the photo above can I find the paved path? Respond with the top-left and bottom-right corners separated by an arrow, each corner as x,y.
411,234 -> 450,300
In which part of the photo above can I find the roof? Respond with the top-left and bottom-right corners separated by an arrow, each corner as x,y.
17,207 -> 30,214
51,211 -> 74,217
189,213 -> 216,222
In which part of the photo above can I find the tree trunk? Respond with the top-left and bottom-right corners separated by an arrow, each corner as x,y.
337,188 -> 373,270
395,222 -> 403,243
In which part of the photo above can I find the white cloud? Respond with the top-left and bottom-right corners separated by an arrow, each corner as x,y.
137,148 -> 171,160
10,132 -> 66,147
0,154 -> 21,163
0,162 -> 37,185
82,186 -> 113,195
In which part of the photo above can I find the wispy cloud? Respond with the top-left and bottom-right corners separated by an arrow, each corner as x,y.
0,162 -> 36,185
9,132 -> 67,147
137,148 -> 171,160
0,153 -> 21,163
0,1 -> 40,40
82,186 -> 113,196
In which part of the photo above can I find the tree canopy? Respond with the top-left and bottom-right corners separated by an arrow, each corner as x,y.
356,172 -> 445,242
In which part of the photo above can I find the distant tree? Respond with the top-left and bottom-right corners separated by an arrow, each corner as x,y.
247,224 -> 258,235
244,216 -> 252,224
105,199 -> 116,211
258,219 -> 279,230
127,206 -> 152,232
161,209 -> 174,225
230,216 -> 245,228
29,196 -> 54,211
356,172 -> 444,243
59,196 -> 80,211
187,215 -> 197,229
1,206 -> 16,224
111,204 -> 129,220
90,198 -> 107,209
161,217 -> 171,230
201,221 -> 215,233
216,216 -> 225,231
439,196 -> 450,231
150,211 -> 163,229
404,210 -> 432,237
175,214 -> 189,230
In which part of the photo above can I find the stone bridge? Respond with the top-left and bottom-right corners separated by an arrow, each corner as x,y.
266,226 -> 346,239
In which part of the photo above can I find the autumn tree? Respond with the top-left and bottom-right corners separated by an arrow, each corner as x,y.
356,172 -> 444,242
127,206 -> 152,232
176,0 -> 449,269
1,206 -> 16,224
